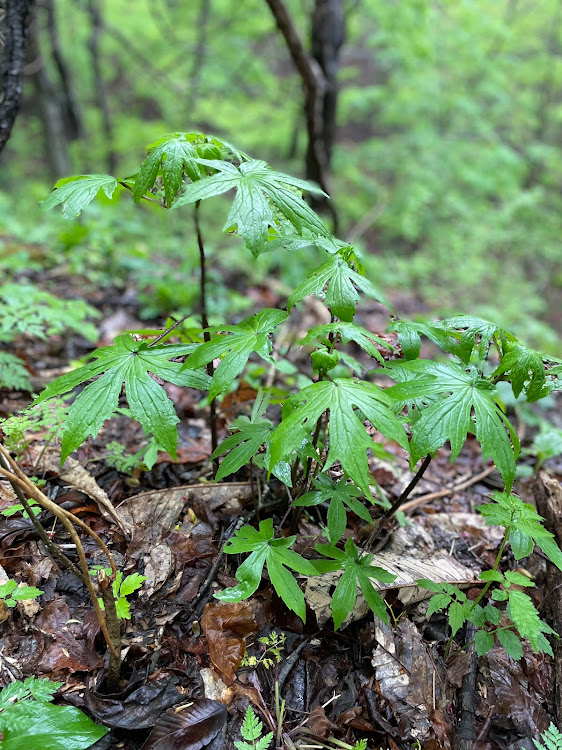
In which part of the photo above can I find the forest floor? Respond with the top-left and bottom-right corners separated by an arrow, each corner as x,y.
0,262 -> 561,750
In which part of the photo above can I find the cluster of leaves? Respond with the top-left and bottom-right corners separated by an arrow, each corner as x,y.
240,631 -> 286,670
35,131 -> 562,662
90,568 -> 147,620
0,677 -> 107,750
0,579 -> 43,609
420,491 -> 562,659
0,398 -> 69,460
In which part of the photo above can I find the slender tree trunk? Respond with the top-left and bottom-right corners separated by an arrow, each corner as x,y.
28,11 -> 71,178
264,0 -> 343,230
0,0 -> 34,154
186,0 -> 212,115
308,0 -> 344,184
86,0 -> 116,173
45,0 -> 83,140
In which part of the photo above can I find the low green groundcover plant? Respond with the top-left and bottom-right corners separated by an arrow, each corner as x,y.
32,131 -> 562,660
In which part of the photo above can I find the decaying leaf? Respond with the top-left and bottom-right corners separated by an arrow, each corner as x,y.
201,601 -> 257,684
142,698 -> 227,750
25,443 -> 130,534
372,620 -> 454,745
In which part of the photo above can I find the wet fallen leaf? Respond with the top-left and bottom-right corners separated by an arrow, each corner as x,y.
201,601 -> 257,685
371,619 -> 454,745
70,678 -> 185,730
142,698 -> 227,750
25,444 -> 130,534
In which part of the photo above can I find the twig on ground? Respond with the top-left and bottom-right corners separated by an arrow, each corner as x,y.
400,463 -> 497,514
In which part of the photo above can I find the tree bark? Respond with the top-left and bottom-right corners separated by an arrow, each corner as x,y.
28,9 -> 71,178
86,0 -> 116,173
186,0 -> 212,114
265,0 -> 343,230
45,0 -> 83,140
0,0 -> 34,154
308,0 -> 344,189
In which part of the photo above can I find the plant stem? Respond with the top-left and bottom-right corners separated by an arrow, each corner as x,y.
98,571 -> 122,691
364,454 -> 432,550
194,200 -> 219,474
444,528 -> 509,658
0,445 -> 119,659
0,453 -> 82,579
469,529 -> 509,613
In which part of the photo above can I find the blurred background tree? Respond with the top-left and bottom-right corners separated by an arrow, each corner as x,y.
1,0 -> 561,352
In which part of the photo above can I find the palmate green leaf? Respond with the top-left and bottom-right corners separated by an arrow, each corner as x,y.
41,174 -> 119,218
493,343 -> 557,402
438,315 -> 512,364
0,700 -> 108,750
288,252 -> 387,322
292,473 -> 373,544
173,159 -> 329,254
211,417 -> 273,482
507,590 -> 555,656
315,538 -> 395,629
34,335 -> 210,462
182,309 -> 288,399
386,360 -> 519,491
262,233 -> 349,254
269,378 -> 408,497
215,519 -> 318,621
302,322 -> 395,366
387,319 -> 457,360
132,132 -> 247,207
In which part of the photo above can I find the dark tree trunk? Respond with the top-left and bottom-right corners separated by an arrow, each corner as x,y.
28,10 -> 71,178
307,0 -> 344,195
186,0 -> 212,114
0,0 -> 34,154
265,0 -> 344,232
45,0 -> 83,140
86,0 -> 116,173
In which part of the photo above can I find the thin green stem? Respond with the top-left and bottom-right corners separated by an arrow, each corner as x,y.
469,529 -> 509,613
445,528 -> 509,658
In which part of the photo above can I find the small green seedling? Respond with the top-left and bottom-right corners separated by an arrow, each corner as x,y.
235,706 -> 273,750
241,631 -> 286,670
534,722 -> 562,750
0,579 -> 43,608
90,568 -> 147,619
1,498 -> 41,519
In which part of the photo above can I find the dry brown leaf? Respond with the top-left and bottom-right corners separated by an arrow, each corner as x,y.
142,543 -> 174,598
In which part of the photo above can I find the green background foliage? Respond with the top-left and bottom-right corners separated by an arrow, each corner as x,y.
1,0 -> 561,351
